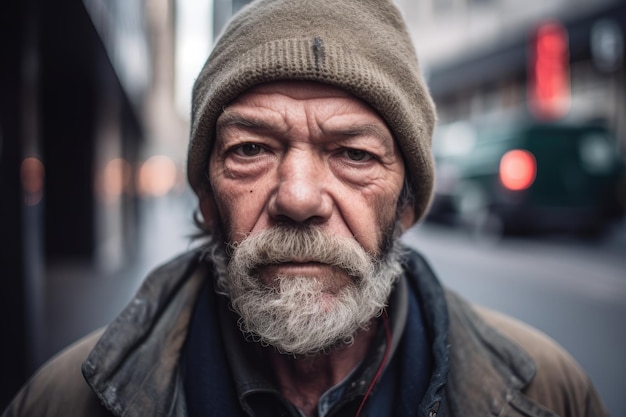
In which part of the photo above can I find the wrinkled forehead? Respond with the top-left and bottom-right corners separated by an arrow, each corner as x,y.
217,80 -> 400,148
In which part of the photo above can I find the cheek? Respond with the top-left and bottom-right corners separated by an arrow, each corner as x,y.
359,184 -> 402,252
375,196 -> 401,253
348,164 -> 404,236
374,190 -> 401,231
375,197 -> 398,226
210,178 -> 268,242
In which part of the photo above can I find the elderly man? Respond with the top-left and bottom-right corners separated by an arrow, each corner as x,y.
2,0 -> 609,416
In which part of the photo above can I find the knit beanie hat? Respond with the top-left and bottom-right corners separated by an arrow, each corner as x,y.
188,0 -> 436,223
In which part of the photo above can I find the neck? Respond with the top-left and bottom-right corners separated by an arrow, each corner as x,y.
267,320 -> 378,417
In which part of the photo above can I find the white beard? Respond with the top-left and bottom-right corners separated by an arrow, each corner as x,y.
210,225 -> 404,356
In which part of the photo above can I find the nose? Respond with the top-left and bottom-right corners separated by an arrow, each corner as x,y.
268,151 -> 332,224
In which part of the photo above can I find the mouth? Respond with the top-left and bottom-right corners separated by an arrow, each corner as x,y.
256,261 -> 334,277
253,261 -> 355,293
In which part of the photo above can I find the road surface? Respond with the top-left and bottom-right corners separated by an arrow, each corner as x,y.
403,222 -> 626,417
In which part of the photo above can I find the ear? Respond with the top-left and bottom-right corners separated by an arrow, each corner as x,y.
198,189 -> 220,233
397,203 -> 416,232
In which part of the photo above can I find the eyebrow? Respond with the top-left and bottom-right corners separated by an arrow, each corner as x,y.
334,124 -> 393,146
216,111 -> 276,133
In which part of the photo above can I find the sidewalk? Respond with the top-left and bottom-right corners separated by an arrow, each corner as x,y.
37,194 -> 198,370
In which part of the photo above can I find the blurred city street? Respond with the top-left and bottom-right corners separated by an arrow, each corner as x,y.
37,194 -> 626,417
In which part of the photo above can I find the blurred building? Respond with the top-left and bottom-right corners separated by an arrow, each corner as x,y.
396,0 -> 626,148
1,0 -> 152,407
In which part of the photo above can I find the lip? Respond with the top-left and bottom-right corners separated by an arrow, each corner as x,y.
255,262 -> 355,293
260,262 -> 333,276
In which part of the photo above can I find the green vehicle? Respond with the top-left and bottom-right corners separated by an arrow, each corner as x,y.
428,119 -> 626,237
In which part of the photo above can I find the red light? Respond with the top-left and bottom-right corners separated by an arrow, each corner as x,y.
528,21 -> 570,120
21,157 -> 45,206
500,150 -> 537,191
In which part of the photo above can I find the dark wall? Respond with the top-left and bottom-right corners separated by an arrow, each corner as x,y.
0,0 -> 29,408
40,0 -> 99,260
0,0 -> 143,408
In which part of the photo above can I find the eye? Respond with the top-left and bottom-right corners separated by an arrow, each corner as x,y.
343,148 -> 373,162
234,143 -> 264,157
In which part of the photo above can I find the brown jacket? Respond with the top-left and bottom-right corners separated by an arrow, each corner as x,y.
2,249 -> 609,417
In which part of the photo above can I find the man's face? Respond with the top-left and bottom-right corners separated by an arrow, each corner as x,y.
205,81 -> 408,354
209,80 -> 406,256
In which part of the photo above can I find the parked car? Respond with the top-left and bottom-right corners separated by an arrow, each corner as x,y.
427,119 -> 626,237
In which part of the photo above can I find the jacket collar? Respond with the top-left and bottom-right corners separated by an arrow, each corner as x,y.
403,249 -> 556,417
402,249 -> 450,416
82,249 -> 207,417
444,289 -> 547,417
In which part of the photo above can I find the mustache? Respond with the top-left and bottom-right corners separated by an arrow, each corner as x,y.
227,225 -> 376,279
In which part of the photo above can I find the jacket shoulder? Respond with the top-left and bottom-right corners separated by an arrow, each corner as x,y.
473,304 -> 610,417
2,329 -> 113,417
